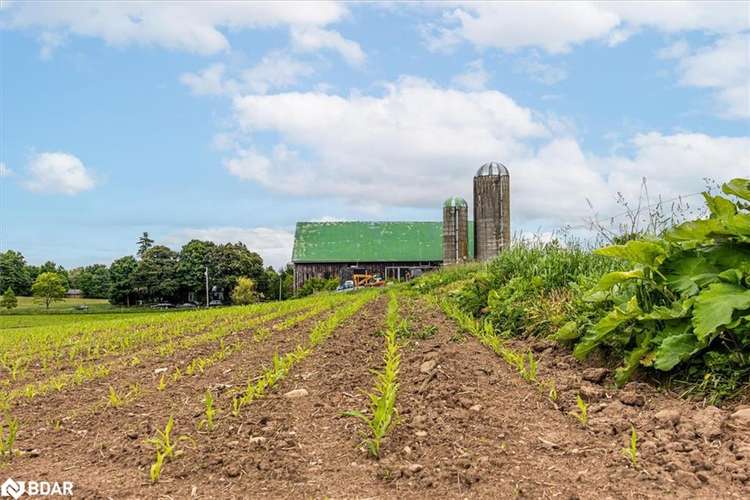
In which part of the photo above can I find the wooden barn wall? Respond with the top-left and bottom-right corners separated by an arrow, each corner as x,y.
293,261 -> 440,290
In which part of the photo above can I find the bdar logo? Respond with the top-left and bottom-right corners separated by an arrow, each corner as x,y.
0,478 -> 25,499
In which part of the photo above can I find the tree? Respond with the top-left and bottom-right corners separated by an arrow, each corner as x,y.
31,272 -> 66,309
0,288 -> 17,309
231,277 -> 256,305
0,250 -> 32,296
209,243 -> 264,302
133,246 -> 179,302
109,256 -> 138,306
38,261 -> 69,289
137,232 -> 154,257
297,277 -> 338,297
70,264 -> 110,298
177,240 -> 216,303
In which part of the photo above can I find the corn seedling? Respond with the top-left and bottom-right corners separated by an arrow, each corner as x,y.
546,379 -> 558,402
0,415 -> 18,460
570,394 -> 589,426
157,374 -> 167,391
345,292 -> 401,458
146,416 -> 187,482
622,425 -> 638,466
198,390 -> 217,431
526,351 -> 538,382
108,385 -> 123,407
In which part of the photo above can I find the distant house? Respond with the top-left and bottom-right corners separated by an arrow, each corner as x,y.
65,289 -> 83,298
291,221 -> 475,290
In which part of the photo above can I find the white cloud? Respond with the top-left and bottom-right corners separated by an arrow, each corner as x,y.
24,152 -> 96,195
290,26 -> 365,66
674,35 -> 749,119
180,52 -> 315,97
515,55 -> 567,85
4,1 -> 350,56
0,162 -> 12,177
221,78 -> 749,227
163,226 -> 294,269
423,1 -> 748,54
452,59 -> 489,90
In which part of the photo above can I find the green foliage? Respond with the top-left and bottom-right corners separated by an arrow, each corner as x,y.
296,277 -> 338,297
31,272 -> 67,309
0,288 -> 17,310
573,178 -> 750,389
0,251 -> 32,296
69,264 -> 111,298
231,277 -> 256,305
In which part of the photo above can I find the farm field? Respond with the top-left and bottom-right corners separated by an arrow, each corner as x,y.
1,285 -> 748,498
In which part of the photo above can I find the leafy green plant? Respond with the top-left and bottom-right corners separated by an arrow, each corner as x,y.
145,416 -> 193,482
622,425 -> 638,466
570,394 -> 589,426
573,178 -> 750,390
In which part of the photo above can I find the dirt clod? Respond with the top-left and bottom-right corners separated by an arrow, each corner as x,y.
581,368 -> 609,384
692,406 -> 724,440
283,388 -> 309,398
420,359 -> 437,373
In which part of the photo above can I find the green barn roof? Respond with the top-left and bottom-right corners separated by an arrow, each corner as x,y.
292,221 -> 474,263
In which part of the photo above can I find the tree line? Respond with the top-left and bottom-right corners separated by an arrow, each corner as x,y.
0,232 -> 295,306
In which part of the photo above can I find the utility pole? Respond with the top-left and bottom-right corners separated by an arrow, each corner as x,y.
205,266 -> 209,308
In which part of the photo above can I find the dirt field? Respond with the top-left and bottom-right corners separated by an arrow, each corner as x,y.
3,292 -> 749,499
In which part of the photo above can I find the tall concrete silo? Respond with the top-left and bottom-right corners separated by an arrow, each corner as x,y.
442,196 -> 469,265
473,162 -> 510,262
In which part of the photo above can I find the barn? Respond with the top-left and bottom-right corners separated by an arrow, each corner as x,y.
292,221 -> 475,290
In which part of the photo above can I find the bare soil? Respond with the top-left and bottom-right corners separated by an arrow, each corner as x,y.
4,295 -> 749,499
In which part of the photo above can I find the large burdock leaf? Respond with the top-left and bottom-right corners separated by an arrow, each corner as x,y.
693,283 -> 750,340
589,269 -> 644,293
595,240 -> 667,267
666,219 -> 724,243
722,178 -> 750,202
704,193 -> 737,218
654,333 -> 701,371
574,296 -> 641,359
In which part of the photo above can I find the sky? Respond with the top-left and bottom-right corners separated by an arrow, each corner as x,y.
1,1 -> 748,269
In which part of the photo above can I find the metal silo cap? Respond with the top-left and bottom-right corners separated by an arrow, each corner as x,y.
443,196 -> 468,208
476,162 -> 509,176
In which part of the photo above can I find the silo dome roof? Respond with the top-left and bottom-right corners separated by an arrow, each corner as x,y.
443,196 -> 468,208
476,162 -> 509,177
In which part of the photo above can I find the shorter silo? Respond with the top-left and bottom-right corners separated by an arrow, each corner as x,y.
442,196 -> 469,265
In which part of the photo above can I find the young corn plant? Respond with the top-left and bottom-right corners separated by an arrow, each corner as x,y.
345,293 -> 401,458
0,414 -> 19,460
546,379 -> 558,402
108,385 -> 123,407
198,390 -> 217,431
571,394 -> 589,426
622,425 -> 638,466
157,374 -> 167,391
146,416 -> 191,482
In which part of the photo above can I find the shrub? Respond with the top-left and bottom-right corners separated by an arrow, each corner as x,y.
231,277 -> 256,305
0,288 -> 17,309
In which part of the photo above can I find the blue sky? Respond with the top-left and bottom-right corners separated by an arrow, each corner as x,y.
1,1 -> 748,269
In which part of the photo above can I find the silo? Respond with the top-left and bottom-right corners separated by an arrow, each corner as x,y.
442,196 -> 469,265
473,162 -> 510,262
